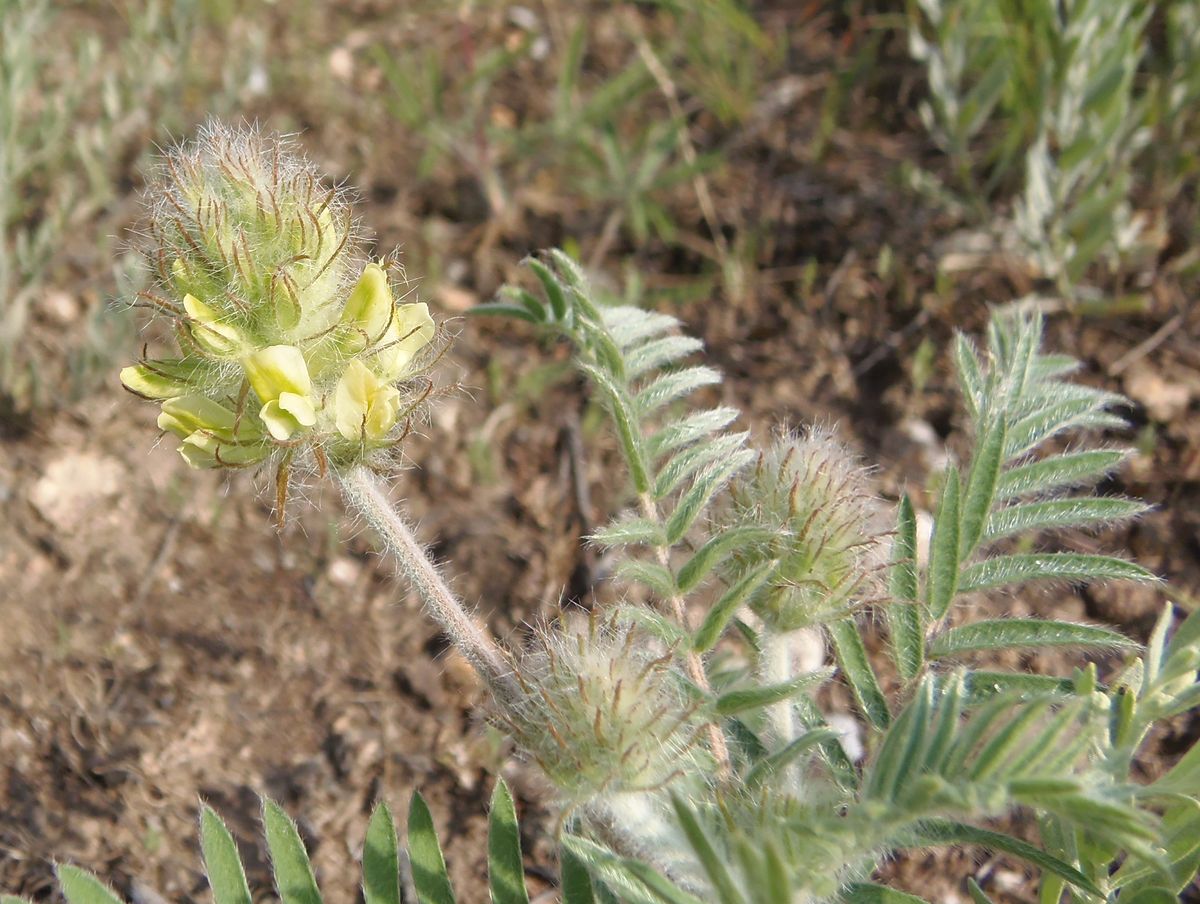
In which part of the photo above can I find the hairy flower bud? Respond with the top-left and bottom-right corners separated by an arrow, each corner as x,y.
495,610 -> 705,808
728,428 -> 888,631
121,123 -> 439,507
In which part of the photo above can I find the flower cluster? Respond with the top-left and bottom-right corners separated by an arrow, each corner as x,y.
495,609 -> 705,809
727,428 -> 889,631
120,123 -> 435,486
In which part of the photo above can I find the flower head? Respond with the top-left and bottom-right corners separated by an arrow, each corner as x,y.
494,609 -> 705,808
121,123 -> 438,505
727,427 -> 889,631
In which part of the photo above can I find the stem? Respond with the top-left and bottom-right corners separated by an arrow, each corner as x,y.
760,629 -> 797,749
638,492 -> 733,779
337,465 -> 520,703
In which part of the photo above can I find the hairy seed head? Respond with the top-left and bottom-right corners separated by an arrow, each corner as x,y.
495,609 -> 706,807
728,427 -> 888,631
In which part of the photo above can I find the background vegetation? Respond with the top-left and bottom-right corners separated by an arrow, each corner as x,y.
0,0 -> 1197,901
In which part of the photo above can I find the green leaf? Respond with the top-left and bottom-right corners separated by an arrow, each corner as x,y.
407,792 -> 456,904
959,553 -> 1156,592
842,884 -> 929,904
829,618 -> 891,730
560,845 -> 595,904
911,821 -> 1103,896
578,362 -> 649,494
526,257 -> 567,321
488,780 -> 530,904
996,449 -> 1129,500
966,879 -> 996,904
590,517 -> 666,548
363,803 -> 401,904
471,303 -> 542,324
666,449 -> 755,545
1119,890 -> 1179,904
960,414 -> 1007,558
616,560 -> 678,598
562,837 -> 700,904
930,619 -> 1137,658
262,800 -> 323,904
964,670 -> 1075,703
646,407 -> 740,460
745,728 -> 837,788
927,467 -> 961,620
676,526 -> 774,594
714,669 -> 833,716
200,805 -> 253,904
865,679 -> 932,801
602,308 -> 678,348
953,332 -> 986,423
56,866 -> 124,904
1005,398 -> 1126,460
670,796 -> 747,904
625,336 -> 705,380
693,561 -> 776,652
634,366 -> 721,416
888,495 -> 923,681
654,431 -> 749,499
983,497 -> 1147,543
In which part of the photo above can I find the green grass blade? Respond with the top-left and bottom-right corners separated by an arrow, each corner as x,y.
488,780 -> 530,904
363,803 -> 401,904
407,792 -> 456,904
927,467 -> 961,620
200,805 -> 253,904
56,867 -> 125,904
829,618 -> 891,730
930,619 -> 1137,658
959,553 -> 1156,592
262,800 -> 323,904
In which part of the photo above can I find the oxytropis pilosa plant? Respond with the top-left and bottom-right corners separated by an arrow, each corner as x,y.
85,124 -> 1200,904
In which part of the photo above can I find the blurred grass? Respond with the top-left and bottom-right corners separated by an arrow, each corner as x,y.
1,0 -> 1197,421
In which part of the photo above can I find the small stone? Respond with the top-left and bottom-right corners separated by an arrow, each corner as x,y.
1124,366 -> 1191,423
30,453 -> 124,533
329,46 -> 354,81
41,289 -> 79,325
436,284 -> 479,313
328,556 -> 360,587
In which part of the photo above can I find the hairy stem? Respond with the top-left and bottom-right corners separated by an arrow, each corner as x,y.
760,628 -> 797,748
639,492 -> 733,779
338,465 -> 520,703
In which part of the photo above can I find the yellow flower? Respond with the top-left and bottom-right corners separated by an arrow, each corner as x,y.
183,294 -> 244,357
340,262 -> 435,380
335,358 -> 402,441
157,395 -> 269,469
242,345 -> 318,440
